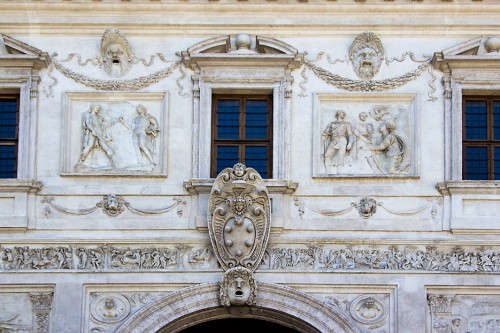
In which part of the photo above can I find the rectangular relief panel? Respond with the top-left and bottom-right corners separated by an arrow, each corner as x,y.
61,92 -> 168,177
313,93 -> 418,178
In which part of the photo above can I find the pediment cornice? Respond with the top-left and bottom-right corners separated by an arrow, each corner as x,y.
0,34 -> 50,70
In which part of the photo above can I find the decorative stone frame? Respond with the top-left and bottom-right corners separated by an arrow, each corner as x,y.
433,36 -> 500,233
0,34 -> 48,229
313,92 -> 419,178
60,91 -> 168,176
181,34 -> 304,180
115,282 -> 361,333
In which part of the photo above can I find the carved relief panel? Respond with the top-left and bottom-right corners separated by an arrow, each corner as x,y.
313,93 -> 417,177
0,287 -> 54,333
428,291 -> 500,333
61,92 -> 168,176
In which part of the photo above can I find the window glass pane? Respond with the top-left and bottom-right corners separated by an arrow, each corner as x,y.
217,100 -> 240,139
464,146 -> 488,180
245,146 -> 268,178
245,100 -> 268,139
495,147 -> 500,180
465,100 -> 487,140
216,145 -> 239,175
494,101 -> 500,140
0,145 -> 16,178
0,99 -> 18,139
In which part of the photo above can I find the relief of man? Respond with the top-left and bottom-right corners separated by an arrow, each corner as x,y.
322,110 -> 354,174
78,105 -> 115,167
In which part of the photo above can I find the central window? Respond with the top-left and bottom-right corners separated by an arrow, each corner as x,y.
463,96 -> 500,180
211,95 -> 272,178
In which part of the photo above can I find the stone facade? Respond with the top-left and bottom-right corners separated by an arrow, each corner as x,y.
0,1 -> 500,332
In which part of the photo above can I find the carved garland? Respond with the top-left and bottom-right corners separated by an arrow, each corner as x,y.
305,61 -> 431,92
42,195 -> 186,218
51,59 -> 181,91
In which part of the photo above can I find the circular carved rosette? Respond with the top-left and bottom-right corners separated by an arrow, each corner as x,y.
208,164 -> 270,272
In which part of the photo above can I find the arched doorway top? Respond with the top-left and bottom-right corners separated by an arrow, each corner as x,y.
116,282 -> 361,333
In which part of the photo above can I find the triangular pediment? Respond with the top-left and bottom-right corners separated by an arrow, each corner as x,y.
0,34 -> 50,69
0,34 -> 44,56
432,36 -> 500,70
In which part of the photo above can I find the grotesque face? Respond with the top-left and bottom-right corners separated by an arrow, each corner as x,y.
233,197 -> 246,214
103,43 -> 131,77
353,46 -> 382,80
227,276 -> 251,306
358,197 -> 377,219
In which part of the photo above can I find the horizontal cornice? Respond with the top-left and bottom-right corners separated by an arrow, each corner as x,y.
0,3 -> 499,37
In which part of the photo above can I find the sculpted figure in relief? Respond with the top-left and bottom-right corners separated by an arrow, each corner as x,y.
101,28 -> 132,78
352,112 -> 374,171
349,32 -> 385,80
219,266 -> 257,307
367,121 -> 409,174
120,104 -> 159,167
322,110 -> 354,174
78,105 -> 115,168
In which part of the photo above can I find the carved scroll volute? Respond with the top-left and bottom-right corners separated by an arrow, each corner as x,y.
208,163 -> 270,272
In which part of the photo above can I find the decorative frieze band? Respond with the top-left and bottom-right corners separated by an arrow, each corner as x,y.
2,244 -> 500,273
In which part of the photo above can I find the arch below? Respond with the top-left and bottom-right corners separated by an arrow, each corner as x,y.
116,282 -> 362,333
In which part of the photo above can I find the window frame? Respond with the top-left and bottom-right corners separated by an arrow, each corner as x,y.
0,94 -> 20,179
462,96 -> 500,180
210,94 -> 273,178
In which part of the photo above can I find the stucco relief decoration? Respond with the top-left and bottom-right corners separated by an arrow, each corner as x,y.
0,291 -> 53,333
427,293 -> 500,333
42,196 -> 186,218
208,163 -> 271,307
62,92 -> 168,176
3,243 -> 500,274
349,296 -> 388,326
91,293 -> 131,324
349,32 -> 384,80
294,196 -> 441,220
45,28 -> 181,94
101,28 -> 133,78
314,94 -> 416,177
301,32 -> 436,101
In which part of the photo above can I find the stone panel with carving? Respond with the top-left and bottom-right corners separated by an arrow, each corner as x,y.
428,292 -> 500,333
61,92 -> 168,176
313,93 -> 417,177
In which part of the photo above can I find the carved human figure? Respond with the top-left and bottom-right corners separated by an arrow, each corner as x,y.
450,318 -> 461,333
101,298 -> 122,318
78,105 -> 115,167
322,110 -> 354,174
349,32 -> 385,80
353,112 -> 374,170
101,28 -> 132,77
219,266 -> 257,307
367,121 -> 407,174
357,298 -> 381,319
120,104 -> 159,166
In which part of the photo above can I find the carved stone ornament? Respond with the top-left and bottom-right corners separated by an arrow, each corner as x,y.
349,296 -> 387,325
91,293 -> 131,324
208,163 -> 271,272
101,28 -> 132,78
357,197 -> 377,219
219,266 -> 257,307
349,32 -> 385,80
